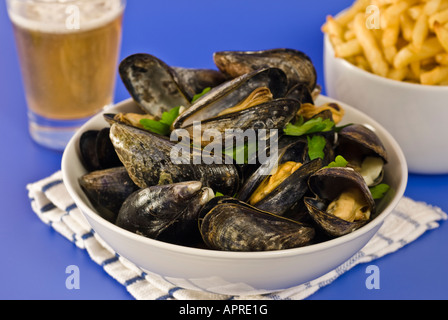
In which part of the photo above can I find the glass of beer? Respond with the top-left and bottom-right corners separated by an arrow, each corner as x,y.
6,0 -> 125,151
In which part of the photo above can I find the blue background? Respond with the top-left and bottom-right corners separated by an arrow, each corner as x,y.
0,0 -> 447,300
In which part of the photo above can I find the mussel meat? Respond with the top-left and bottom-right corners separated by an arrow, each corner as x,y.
336,124 -> 388,186
304,167 -> 376,237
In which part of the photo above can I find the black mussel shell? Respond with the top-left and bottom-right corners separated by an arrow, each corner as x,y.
198,198 -> 315,251
213,48 -> 317,92
119,53 -> 191,118
79,167 -> 139,223
116,181 -> 214,246
109,122 -> 241,195
79,128 -> 122,172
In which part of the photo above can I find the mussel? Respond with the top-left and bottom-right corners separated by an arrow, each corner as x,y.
109,122 -> 241,195
79,167 -> 139,223
335,124 -> 388,186
172,68 -> 289,129
116,181 -> 214,246
199,197 -> 315,251
304,167 -> 376,237
79,128 -> 122,172
119,53 -> 192,118
170,66 -> 228,101
238,136 -> 325,216
213,48 -> 317,92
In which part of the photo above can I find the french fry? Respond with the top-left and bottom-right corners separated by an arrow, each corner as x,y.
408,5 -> 424,20
388,66 -> 409,81
334,0 -> 371,26
429,8 -> 448,28
400,11 -> 415,42
436,52 -> 448,64
382,1 -> 412,29
334,39 -> 363,58
412,13 -> 429,49
394,37 -> 444,68
323,16 -> 345,46
355,55 -> 371,71
424,0 -> 442,15
354,13 -> 389,77
434,21 -> 448,51
344,29 -> 356,41
420,65 -> 448,84
322,0 -> 448,85
385,46 -> 398,64
410,60 -> 421,78
382,22 -> 401,47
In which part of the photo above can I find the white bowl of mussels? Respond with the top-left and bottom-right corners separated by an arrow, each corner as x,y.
62,50 -> 408,296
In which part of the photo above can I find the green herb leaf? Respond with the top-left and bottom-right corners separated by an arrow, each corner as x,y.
215,191 -> 224,197
139,119 -> 170,136
326,155 -> 349,168
369,184 -> 390,200
283,117 -> 335,137
307,135 -> 327,160
160,106 -> 181,126
140,106 -> 181,136
192,87 -> 211,103
223,141 -> 258,164
334,123 -> 354,133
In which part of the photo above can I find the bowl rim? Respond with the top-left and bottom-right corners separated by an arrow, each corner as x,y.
62,96 -> 408,261
324,33 -> 448,92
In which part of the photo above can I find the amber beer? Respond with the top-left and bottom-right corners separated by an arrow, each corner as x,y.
7,0 -> 125,149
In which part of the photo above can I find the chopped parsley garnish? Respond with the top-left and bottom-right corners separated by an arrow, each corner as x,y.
140,106 -> 181,136
307,135 -> 327,160
191,87 -> 211,103
369,184 -> 390,200
283,116 -> 335,137
326,155 -> 349,168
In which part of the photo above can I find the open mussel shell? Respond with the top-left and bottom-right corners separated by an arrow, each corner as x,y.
116,181 -> 214,246
250,158 -> 324,216
213,48 -> 317,92
286,82 -> 315,104
336,124 -> 388,186
119,53 -> 191,118
337,124 -> 388,163
79,128 -> 122,172
109,122 -> 241,195
238,134 -> 324,216
304,167 -> 376,237
79,167 -> 139,223
180,98 -> 300,146
172,67 -> 288,129
198,197 -> 315,252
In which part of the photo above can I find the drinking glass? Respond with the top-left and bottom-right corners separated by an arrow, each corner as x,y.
6,0 -> 126,150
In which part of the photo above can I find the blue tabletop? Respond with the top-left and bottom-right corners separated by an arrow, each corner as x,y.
1,0 -> 447,300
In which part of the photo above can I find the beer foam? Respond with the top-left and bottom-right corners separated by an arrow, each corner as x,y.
8,0 -> 124,33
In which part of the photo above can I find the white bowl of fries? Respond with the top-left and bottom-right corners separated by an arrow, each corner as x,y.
323,0 -> 448,174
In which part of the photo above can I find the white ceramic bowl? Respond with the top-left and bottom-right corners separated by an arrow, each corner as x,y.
62,96 -> 407,296
324,34 -> 448,174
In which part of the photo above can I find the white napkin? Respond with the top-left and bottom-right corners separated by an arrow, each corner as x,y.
27,171 -> 447,300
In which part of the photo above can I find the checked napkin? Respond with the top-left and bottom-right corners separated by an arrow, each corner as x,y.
27,171 -> 447,300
